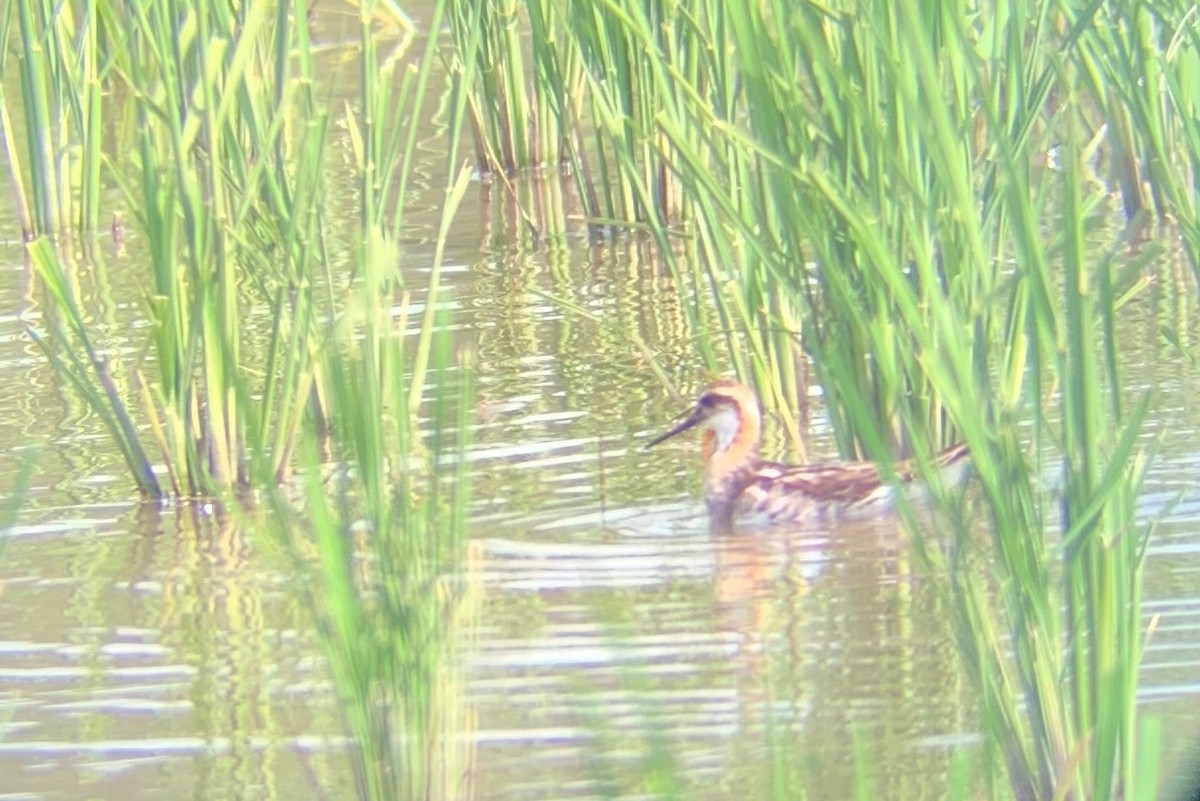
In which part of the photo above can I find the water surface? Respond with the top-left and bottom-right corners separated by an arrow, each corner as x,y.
2,20 -> 1200,801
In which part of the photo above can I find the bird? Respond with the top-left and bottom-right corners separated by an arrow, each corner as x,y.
646,380 -> 970,529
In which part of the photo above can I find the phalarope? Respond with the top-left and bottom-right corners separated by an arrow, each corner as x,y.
647,381 -> 969,529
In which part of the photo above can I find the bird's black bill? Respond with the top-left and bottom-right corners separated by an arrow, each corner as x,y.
645,407 -> 705,449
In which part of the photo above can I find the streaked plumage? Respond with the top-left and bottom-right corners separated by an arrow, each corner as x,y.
647,381 -> 969,529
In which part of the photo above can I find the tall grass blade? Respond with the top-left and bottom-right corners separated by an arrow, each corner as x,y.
462,0 -> 1175,796
25,240 -> 162,496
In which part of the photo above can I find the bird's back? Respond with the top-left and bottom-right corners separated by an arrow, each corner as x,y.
717,443 -> 970,527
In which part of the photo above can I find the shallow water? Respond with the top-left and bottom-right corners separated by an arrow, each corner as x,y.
4,17 -> 1200,801
5,219 -> 1200,800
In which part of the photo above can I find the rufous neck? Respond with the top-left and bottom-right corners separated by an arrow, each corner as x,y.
701,408 -> 760,472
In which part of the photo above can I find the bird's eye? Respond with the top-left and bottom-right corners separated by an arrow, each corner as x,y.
699,393 -> 737,413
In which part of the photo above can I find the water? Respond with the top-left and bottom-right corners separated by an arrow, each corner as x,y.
5,219 -> 1200,799
4,30 -> 1200,801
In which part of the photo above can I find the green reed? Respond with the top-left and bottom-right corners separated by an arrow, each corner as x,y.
258,209 -> 476,801
347,0 -> 476,402
448,0 -> 535,173
352,0 -> 440,239
14,0 -> 468,497
2,0 -> 103,235
21,1 -> 481,795
16,0 -> 334,497
466,0 -> 1183,797
117,0 -> 319,492
26,240 -> 163,494
261,287 -> 476,801
19,0 -> 477,499
558,0 -> 711,229
505,0 -> 808,426
721,4 -> 1158,795
256,4 -> 476,797
448,0 -> 705,226
1071,2 -> 1200,255
879,89 -> 1153,801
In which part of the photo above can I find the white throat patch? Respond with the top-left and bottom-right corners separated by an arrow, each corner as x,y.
707,405 -> 741,454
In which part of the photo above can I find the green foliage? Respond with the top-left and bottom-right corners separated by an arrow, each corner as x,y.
447,0 -> 559,173
253,50 -> 477,787
2,0 -> 92,234
350,0 -> 449,238
113,0 -> 331,493
10,0 -> 333,496
260,251 -> 476,801
15,5 -> 479,790
26,240 -> 162,495
10,0 -> 1185,796
11,0 -> 473,498
462,0 -> 1182,798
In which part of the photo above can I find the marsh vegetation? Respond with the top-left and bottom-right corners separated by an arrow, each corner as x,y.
4,0 -> 1198,798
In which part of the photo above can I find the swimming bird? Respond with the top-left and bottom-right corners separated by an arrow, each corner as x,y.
646,381 -> 969,529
